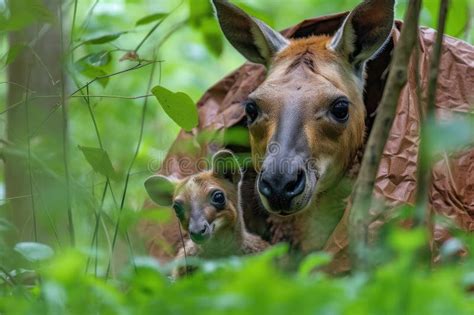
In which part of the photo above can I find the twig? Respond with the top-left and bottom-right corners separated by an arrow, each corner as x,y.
349,0 -> 423,271
413,0 -> 449,226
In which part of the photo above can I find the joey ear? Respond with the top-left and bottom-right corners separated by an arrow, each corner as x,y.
211,150 -> 242,185
144,175 -> 177,207
212,0 -> 289,65
329,0 -> 395,74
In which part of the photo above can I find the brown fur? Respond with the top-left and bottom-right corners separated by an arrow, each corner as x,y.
171,170 -> 269,277
242,35 -> 367,252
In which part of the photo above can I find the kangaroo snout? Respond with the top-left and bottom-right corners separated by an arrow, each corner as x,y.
188,218 -> 211,244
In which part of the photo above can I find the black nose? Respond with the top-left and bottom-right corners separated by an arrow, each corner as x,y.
258,168 -> 306,211
189,220 -> 211,243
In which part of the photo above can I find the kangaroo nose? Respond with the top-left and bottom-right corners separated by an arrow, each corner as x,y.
258,168 -> 306,211
189,220 -> 211,244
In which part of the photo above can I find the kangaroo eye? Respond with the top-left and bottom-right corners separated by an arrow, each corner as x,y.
172,201 -> 185,220
330,99 -> 349,123
244,100 -> 259,124
210,190 -> 226,210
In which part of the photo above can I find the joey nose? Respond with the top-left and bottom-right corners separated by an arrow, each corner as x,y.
258,168 -> 306,211
189,220 -> 211,244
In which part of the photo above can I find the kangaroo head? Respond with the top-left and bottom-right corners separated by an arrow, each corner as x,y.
213,0 -> 394,216
145,150 -> 242,244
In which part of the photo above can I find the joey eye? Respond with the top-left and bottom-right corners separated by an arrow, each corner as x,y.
210,190 -> 226,210
244,100 -> 259,124
330,99 -> 349,123
172,201 -> 185,220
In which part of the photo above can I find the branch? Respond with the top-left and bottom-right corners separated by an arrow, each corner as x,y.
413,0 -> 449,226
349,0 -> 423,271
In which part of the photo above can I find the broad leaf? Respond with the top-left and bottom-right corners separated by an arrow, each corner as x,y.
136,13 -> 168,26
78,146 -> 118,180
151,86 -> 198,131
83,32 -> 126,45
14,242 -> 54,263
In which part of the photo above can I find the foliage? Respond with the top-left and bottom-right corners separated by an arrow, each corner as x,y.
0,0 -> 473,314
1,229 -> 473,315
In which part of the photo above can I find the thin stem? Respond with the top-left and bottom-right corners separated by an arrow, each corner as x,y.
24,68 -> 37,242
59,4 -> 75,246
105,55 -> 159,279
349,0 -> 422,271
413,0 -> 449,226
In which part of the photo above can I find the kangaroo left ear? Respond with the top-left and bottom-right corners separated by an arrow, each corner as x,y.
211,150 -> 242,185
329,0 -> 395,74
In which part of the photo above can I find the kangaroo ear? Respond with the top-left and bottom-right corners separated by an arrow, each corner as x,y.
211,150 -> 242,185
144,175 -> 177,207
212,0 -> 289,65
329,0 -> 395,74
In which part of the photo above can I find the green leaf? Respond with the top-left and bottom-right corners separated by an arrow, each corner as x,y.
14,242 -> 54,263
83,32 -> 126,45
136,13 -> 168,26
78,146 -> 118,180
425,0 -> 469,37
298,252 -> 332,277
151,86 -> 198,131
74,57 -> 110,88
82,51 -> 112,67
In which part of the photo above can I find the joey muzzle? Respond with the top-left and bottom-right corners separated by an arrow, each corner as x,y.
188,216 -> 211,244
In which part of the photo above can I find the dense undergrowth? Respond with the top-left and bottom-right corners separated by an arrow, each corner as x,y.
1,227 -> 474,315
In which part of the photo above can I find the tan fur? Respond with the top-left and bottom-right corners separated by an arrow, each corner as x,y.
171,170 -> 269,278
247,35 -> 367,252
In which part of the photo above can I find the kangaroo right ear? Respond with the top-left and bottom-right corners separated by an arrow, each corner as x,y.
211,150 -> 242,185
144,175 -> 177,207
212,0 -> 289,65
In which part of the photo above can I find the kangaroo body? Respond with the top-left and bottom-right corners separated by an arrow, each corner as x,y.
213,0 -> 395,255
145,150 -> 269,277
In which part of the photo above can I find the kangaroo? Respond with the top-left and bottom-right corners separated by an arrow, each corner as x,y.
212,0 -> 395,253
144,150 -> 269,277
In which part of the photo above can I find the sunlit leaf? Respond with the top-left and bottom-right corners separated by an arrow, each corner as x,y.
14,242 -> 54,263
151,86 -> 198,131
78,146 -> 118,180
425,0 -> 469,37
135,12 -> 168,26
389,228 -> 427,252
80,51 -> 112,67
